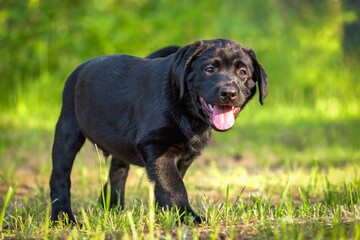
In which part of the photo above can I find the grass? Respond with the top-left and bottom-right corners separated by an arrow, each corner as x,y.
1,165 -> 360,239
0,102 -> 359,239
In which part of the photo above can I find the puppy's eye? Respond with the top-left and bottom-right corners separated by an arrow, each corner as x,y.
238,70 -> 247,76
205,66 -> 215,73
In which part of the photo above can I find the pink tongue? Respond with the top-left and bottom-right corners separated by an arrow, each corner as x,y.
212,105 -> 235,130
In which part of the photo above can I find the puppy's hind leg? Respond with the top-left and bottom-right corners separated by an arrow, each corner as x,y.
50,114 -> 85,224
100,157 -> 130,210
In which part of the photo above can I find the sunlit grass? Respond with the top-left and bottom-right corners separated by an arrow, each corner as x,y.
1,161 -> 360,238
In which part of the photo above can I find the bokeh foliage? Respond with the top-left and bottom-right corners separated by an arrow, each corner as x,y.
0,0 -> 359,114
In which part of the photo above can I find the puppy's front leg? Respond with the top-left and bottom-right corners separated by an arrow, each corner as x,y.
137,143 -> 201,222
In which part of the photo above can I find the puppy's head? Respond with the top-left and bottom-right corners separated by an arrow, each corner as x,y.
172,39 -> 268,132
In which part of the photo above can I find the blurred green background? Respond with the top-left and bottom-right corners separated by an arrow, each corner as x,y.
0,0 -> 359,173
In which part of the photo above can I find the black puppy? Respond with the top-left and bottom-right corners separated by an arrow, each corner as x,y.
50,39 -> 268,223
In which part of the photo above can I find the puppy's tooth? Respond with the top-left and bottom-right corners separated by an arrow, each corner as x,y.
208,104 -> 213,111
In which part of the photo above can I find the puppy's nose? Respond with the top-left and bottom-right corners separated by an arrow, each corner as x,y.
219,87 -> 237,102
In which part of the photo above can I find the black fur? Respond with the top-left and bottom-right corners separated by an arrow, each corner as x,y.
146,46 -> 180,59
50,39 -> 268,223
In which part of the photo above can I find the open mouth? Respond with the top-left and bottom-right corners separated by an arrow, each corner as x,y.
200,96 -> 241,131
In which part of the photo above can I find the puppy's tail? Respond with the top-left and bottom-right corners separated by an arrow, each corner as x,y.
146,46 -> 180,59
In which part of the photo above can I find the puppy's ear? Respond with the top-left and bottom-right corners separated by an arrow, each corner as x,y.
172,40 -> 204,99
244,47 -> 269,105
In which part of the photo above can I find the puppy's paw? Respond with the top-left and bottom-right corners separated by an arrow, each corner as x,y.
193,214 -> 205,224
183,209 -> 205,225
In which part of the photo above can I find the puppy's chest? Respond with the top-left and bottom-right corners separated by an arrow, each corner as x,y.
177,130 -> 211,157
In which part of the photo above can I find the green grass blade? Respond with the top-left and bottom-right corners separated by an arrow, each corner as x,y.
127,211 -> 137,239
225,184 -> 230,228
44,203 -> 51,240
106,181 -> 111,211
95,144 -> 110,211
348,181 -> 354,212
277,177 -> 292,217
81,208 -> 91,231
148,184 -> 155,240
0,174 -> 10,188
0,186 -> 14,231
